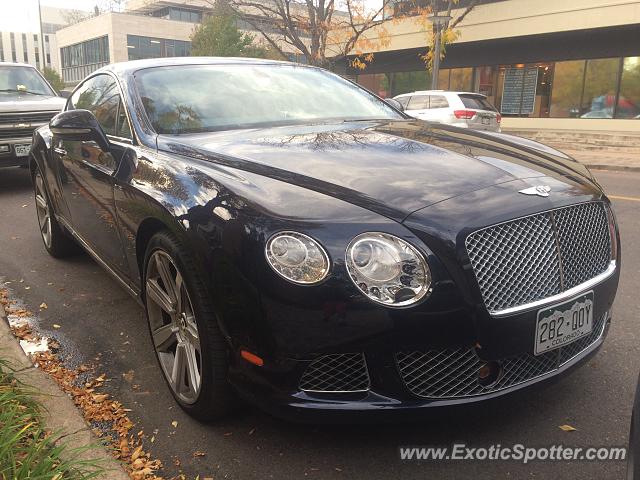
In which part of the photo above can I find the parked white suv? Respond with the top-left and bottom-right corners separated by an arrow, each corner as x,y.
393,90 -> 501,132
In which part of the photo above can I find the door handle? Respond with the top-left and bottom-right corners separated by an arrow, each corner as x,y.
54,147 -> 67,156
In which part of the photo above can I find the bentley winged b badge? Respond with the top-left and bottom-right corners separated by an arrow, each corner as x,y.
519,185 -> 551,197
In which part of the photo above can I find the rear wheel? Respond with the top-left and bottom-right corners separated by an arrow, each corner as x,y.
143,231 -> 234,421
33,169 -> 78,258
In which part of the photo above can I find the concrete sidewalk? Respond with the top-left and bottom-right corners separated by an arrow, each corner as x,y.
0,302 -> 130,480
565,149 -> 640,172
503,128 -> 640,172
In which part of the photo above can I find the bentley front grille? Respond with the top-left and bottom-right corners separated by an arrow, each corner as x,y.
465,202 -> 612,314
299,353 -> 370,393
395,312 -> 607,399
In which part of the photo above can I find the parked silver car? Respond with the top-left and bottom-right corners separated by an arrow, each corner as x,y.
393,90 -> 501,132
0,62 -> 66,168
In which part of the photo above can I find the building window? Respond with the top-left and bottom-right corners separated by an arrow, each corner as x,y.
549,60 -> 585,118
33,34 -> 38,42
126,35 -> 191,61
10,33 -> 16,62
21,33 -> 28,63
0,35 -> 4,62
581,58 -> 620,119
152,6 -> 202,23
616,57 -> 640,119
35,53 -> 39,69
449,68 -> 473,91
60,35 -> 110,84
45,35 -> 49,43
46,53 -> 51,65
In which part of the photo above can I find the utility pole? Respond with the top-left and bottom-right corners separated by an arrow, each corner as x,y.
37,0 -> 46,69
429,14 -> 451,89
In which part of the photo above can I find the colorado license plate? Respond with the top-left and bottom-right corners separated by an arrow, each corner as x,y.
534,291 -> 594,356
14,144 -> 31,157
481,117 -> 491,125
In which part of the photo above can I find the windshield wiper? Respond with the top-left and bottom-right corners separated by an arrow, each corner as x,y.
0,88 -> 47,96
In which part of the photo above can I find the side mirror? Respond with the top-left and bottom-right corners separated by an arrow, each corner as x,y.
384,98 -> 404,112
50,109 -> 110,152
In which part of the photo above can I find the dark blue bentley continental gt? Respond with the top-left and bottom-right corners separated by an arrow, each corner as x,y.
30,57 -> 620,421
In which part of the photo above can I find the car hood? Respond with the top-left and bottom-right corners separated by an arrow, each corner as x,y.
0,92 -> 65,113
157,119 -> 598,222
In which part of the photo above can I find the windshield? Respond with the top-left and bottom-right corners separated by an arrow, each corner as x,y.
0,66 -> 55,96
134,64 -> 402,134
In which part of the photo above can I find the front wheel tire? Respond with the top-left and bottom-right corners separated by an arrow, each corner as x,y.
143,231 -> 235,421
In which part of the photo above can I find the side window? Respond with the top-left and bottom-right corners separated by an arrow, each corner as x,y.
407,95 -> 429,110
429,95 -> 450,109
396,96 -> 410,109
116,99 -> 132,139
69,74 -> 121,136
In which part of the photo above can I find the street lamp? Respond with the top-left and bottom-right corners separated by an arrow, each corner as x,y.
428,14 -> 451,90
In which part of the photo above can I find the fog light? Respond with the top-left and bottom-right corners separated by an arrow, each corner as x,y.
477,361 -> 501,387
0,145 -> 9,153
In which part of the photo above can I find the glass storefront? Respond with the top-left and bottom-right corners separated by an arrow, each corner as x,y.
355,56 -> 640,120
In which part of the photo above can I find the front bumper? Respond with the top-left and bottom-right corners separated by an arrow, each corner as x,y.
0,136 -> 32,167
229,265 -> 616,421
232,311 -> 610,422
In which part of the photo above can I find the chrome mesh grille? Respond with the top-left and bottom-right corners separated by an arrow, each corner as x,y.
554,202 -> 611,289
465,202 -> 611,313
299,353 -> 370,392
396,313 -> 607,399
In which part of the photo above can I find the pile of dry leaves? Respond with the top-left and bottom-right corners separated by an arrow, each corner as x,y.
1,287 -> 163,480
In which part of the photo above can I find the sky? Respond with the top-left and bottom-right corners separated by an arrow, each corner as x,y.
0,0 -> 96,32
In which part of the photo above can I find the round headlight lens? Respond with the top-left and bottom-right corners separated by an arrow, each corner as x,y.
266,231 -> 330,284
346,233 -> 431,306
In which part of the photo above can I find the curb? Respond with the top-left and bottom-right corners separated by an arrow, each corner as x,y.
0,301 -> 130,480
584,164 -> 640,173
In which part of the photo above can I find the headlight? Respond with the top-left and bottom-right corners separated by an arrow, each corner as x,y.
346,232 -> 431,306
265,231 -> 330,284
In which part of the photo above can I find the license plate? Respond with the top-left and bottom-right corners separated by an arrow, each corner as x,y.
14,144 -> 31,157
481,117 -> 491,125
534,291 -> 594,356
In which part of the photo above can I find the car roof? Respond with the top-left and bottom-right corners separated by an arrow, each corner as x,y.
0,61 -> 37,68
394,90 -> 486,98
98,56 -> 304,78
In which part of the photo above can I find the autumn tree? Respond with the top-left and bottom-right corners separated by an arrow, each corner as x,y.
192,1 -> 286,59
41,67 -> 65,92
204,0 -> 398,69
415,0 -> 479,71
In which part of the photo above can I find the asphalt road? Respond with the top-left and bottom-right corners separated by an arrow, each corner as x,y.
0,166 -> 638,480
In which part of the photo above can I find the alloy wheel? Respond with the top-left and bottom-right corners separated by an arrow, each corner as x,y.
34,172 -> 52,249
145,250 -> 202,404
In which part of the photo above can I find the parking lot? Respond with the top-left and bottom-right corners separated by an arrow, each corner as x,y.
0,165 -> 638,479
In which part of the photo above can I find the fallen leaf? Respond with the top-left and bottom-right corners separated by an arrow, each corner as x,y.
52,324 -> 61,329
193,451 -> 207,457
24,286 -> 30,290
559,424 -> 577,432
93,394 -> 109,403
171,420 -> 178,428
223,432 -> 233,436
122,370 -> 135,383
131,445 -> 143,461
21,204 -> 28,208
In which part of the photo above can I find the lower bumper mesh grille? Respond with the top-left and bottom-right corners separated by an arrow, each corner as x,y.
396,313 -> 607,399
299,353 -> 370,393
